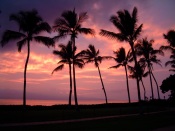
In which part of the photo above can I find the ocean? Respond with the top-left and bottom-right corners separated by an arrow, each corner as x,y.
0,99 -> 133,106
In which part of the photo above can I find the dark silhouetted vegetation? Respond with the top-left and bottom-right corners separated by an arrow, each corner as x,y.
100,7 -> 143,102
160,74 -> 175,101
52,9 -> 95,107
1,9 -> 54,106
109,47 -> 132,103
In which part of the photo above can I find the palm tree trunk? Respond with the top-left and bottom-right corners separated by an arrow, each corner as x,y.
140,79 -> 146,101
151,71 -> 160,99
130,44 -> 141,102
124,65 -> 131,103
97,65 -> 108,104
148,64 -> 154,100
68,63 -> 72,106
71,36 -> 78,107
23,40 -> 30,106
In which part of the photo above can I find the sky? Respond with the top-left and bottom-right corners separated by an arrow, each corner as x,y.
0,0 -> 175,104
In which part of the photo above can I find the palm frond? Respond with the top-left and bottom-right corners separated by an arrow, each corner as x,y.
169,69 -> 175,72
77,12 -> 88,25
78,28 -> 95,36
165,61 -> 175,67
100,29 -> 127,41
52,64 -> 64,74
53,34 -> 68,42
34,36 -> 54,47
110,15 -> 126,35
133,24 -> 143,41
58,59 -> 70,65
132,7 -> 138,23
108,64 -> 122,69
34,22 -> 51,34
143,71 -> 149,77
1,30 -> 26,46
17,38 -> 27,52
160,45 -> 174,52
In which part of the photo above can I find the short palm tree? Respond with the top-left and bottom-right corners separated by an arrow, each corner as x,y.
135,38 -> 163,99
52,41 -> 84,106
53,9 -> 95,106
109,47 -> 132,103
83,44 -> 109,104
1,9 -> 54,106
128,63 -> 148,100
100,7 -> 143,102
52,41 -> 73,106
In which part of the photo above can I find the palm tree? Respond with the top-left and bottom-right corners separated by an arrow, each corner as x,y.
100,7 -> 143,102
163,30 -> 175,48
83,44 -> 109,104
160,30 -> 175,56
1,9 -> 54,106
52,41 -> 73,106
128,63 -> 148,100
165,49 -> 175,72
109,47 -> 132,103
135,38 -> 163,99
52,41 -> 84,106
53,9 -> 95,106
161,30 -> 175,72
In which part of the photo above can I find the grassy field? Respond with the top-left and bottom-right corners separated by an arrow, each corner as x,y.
0,101 -> 175,131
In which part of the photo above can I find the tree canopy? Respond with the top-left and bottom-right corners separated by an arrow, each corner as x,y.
160,74 -> 175,100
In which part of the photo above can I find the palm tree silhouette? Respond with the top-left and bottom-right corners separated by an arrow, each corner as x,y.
1,9 -> 54,106
100,7 -> 143,102
163,30 -> 175,48
128,63 -> 148,101
52,41 -> 73,106
165,50 -> 175,72
53,9 -> 95,107
135,38 -> 163,99
161,30 -> 175,72
160,30 -> 175,56
52,41 -> 84,106
109,47 -> 132,103
84,44 -> 109,104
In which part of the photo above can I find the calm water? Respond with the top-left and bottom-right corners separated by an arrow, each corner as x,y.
0,99 -> 133,106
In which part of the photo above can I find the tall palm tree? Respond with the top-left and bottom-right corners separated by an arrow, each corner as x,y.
100,7 -> 143,102
83,44 -> 109,104
52,41 -> 73,106
135,38 -> 163,99
53,9 -> 95,106
128,63 -> 148,100
109,47 -> 132,103
1,9 -> 54,106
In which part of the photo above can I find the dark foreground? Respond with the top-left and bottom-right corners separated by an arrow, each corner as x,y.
0,100 -> 175,131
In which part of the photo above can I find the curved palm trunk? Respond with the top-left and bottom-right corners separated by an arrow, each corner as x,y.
130,44 -> 141,102
72,37 -> 78,107
97,65 -> 108,104
68,63 -> 72,106
140,79 -> 146,101
124,65 -> 131,103
151,72 -> 160,99
23,40 -> 30,106
148,63 -> 154,100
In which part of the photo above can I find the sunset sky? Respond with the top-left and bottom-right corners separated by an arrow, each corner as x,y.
0,0 -> 175,105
